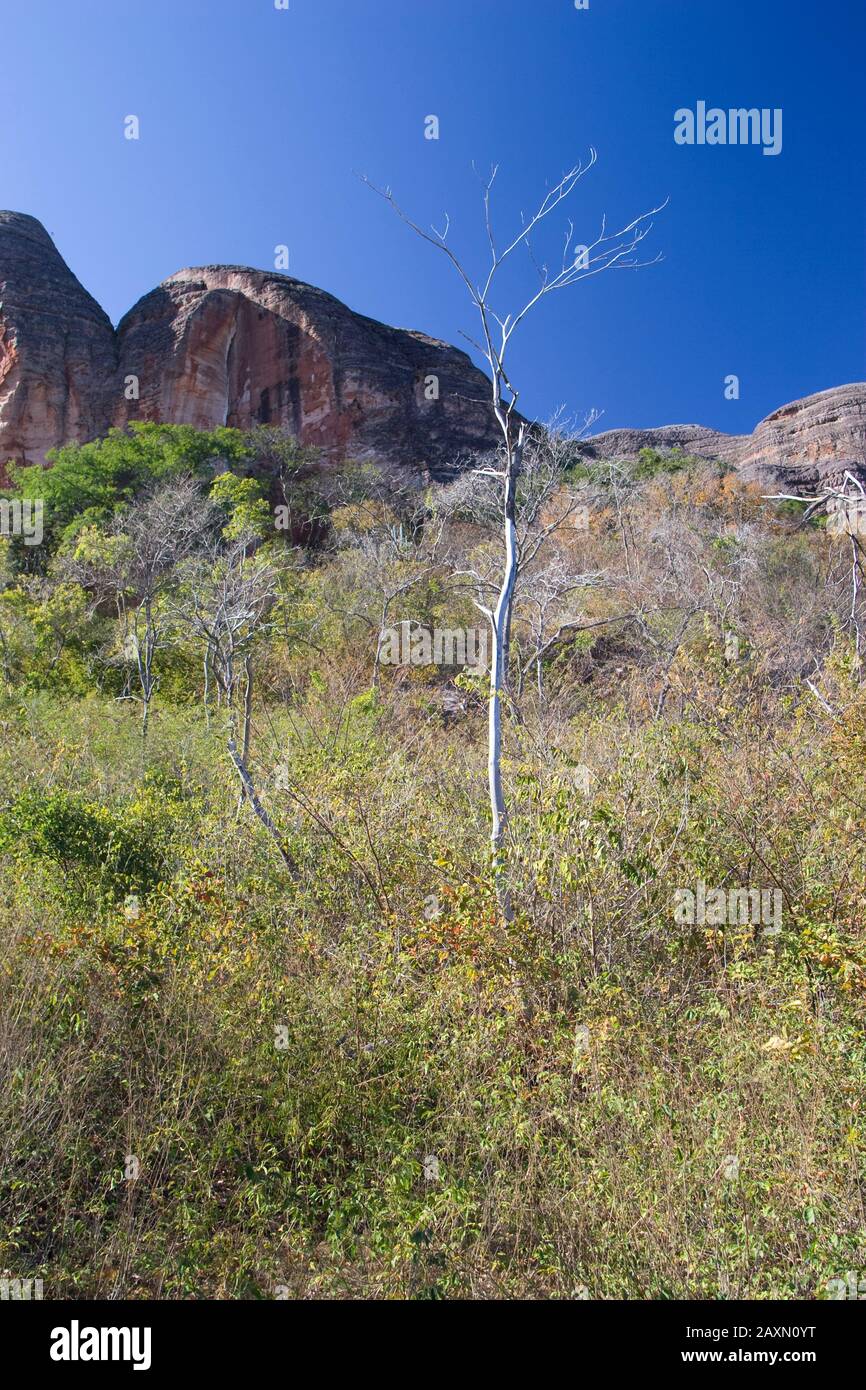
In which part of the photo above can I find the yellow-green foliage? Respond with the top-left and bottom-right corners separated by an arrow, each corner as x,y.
1,437 -> 865,1299
0,669 -> 864,1299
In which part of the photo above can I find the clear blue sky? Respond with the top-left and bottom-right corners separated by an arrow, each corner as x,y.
3,0 -> 864,436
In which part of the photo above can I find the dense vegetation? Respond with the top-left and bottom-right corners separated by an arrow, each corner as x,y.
1,424 -> 864,1299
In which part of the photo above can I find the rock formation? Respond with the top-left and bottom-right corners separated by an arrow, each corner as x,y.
0,211 -> 117,471
0,212 -> 498,479
113,265 -> 498,476
579,421 -> 745,468
735,384 -> 866,490
580,384 -> 866,492
1,210 -> 864,494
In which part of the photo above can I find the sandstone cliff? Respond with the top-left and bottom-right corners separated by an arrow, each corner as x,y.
735,384 -> 866,490
0,211 -> 117,469
0,212 -> 499,479
580,384 -> 866,491
1,210 -> 864,494
113,265 -> 498,475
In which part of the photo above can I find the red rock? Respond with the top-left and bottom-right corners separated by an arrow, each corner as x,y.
114,264 -> 501,476
580,384 -> 866,491
737,384 -> 866,490
1,212 -> 864,494
0,214 -> 499,479
0,211 -> 117,473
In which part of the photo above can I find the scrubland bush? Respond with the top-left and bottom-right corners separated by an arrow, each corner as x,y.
1,427 -> 864,1298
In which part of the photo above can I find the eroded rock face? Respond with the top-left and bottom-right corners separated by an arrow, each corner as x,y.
581,384 -> 866,492
580,421 -> 746,467
0,211 -> 117,470
1,211 -> 864,494
736,385 -> 866,490
0,215 -> 499,478
113,265 -> 498,476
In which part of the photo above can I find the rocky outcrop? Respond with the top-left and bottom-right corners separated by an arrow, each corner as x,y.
0,212 -> 498,479
581,384 -> 866,492
580,421 -> 745,467
1,210 -> 864,494
113,265 -> 497,476
0,212 -> 117,471
735,385 -> 866,490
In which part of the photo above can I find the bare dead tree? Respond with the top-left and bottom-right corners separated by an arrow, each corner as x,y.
765,471 -> 866,670
64,477 -> 214,738
513,558 -> 604,707
364,160 -> 665,918
323,493 -> 446,690
175,535 -> 299,875
437,441 -> 608,712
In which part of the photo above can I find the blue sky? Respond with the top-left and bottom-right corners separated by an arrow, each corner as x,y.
3,0 -> 864,436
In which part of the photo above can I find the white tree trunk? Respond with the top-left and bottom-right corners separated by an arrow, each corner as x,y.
227,738 -> 299,877
487,429 -> 522,922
